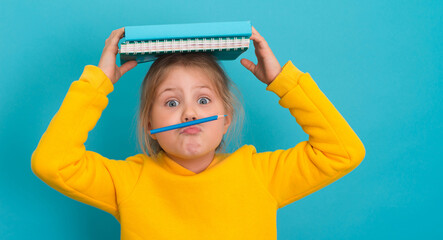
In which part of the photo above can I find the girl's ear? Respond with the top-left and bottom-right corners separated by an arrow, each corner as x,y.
223,114 -> 232,134
148,122 -> 157,140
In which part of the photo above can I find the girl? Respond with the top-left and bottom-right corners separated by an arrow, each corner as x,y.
31,26 -> 366,239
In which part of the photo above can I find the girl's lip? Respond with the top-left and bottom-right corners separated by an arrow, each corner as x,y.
180,126 -> 201,134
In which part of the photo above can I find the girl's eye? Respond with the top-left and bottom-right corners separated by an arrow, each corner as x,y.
198,97 -> 211,105
166,100 -> 179,107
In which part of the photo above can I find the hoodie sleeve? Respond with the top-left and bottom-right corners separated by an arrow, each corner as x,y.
31,65 -> 143,220
251,60 -> 366,208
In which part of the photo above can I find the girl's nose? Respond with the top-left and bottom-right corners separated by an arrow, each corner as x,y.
182,104 -> 198,122
184,116 -> 197,122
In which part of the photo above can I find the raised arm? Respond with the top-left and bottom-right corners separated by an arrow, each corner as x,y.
241,26 -> 365,208
253,61 -> 365,208
31,28 -> 140,219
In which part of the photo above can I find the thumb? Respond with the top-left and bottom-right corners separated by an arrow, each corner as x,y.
240,58 -> 256,74
119,60 -> 138,76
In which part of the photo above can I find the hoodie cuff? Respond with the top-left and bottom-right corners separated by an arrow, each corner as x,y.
79,65 -> 114,95
266,60 -> 304,98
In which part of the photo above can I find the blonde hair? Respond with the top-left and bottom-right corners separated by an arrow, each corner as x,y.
136,52 -> 245,159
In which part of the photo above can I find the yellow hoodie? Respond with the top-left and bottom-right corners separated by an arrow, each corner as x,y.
31,60 -> 365,239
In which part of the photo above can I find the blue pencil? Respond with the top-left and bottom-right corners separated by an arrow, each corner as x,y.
150,115 -> 227,134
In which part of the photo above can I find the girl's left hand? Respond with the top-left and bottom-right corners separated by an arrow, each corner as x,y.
240,26 -> 282,86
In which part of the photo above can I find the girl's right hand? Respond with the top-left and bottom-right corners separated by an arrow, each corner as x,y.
98,27 -> 138,85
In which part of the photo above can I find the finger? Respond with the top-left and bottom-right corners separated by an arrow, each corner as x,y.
103,28 -> 125,55
240,58 -> 256,73
250,26 -> 262,41
109,27 -> 125,47
249,26 -> 269,49
119,60 -> 138,75
251,26 -> 260,36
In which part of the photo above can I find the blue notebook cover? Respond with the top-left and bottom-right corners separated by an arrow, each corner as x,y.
119,21 -> 252,64
124,21 -> 252,41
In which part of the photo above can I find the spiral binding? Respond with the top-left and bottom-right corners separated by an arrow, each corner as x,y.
119,36 -> 250,55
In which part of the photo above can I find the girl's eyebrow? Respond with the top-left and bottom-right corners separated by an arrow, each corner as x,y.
158,86 -> 212,97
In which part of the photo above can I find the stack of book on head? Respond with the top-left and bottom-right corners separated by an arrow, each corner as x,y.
118,21 -> 252,64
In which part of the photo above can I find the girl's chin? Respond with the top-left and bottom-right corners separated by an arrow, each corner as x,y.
176,145 -> 218,159
183,142 -> 204,155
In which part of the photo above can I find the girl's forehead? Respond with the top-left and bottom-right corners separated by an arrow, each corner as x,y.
158,65 -> 216,89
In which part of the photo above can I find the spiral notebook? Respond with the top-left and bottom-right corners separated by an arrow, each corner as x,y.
118,21 -> 252,64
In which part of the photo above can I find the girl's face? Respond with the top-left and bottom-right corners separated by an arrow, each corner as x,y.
148,65 -> 231,160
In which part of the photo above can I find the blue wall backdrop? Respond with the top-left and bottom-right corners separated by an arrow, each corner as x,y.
1,0 -> 441,239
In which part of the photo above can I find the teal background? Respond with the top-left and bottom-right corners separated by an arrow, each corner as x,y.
1,0 -> 442,239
